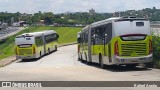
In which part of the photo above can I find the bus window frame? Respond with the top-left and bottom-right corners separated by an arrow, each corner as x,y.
45,33 -> 58,43
91,23 -> 112,45
35,36 -> 43,47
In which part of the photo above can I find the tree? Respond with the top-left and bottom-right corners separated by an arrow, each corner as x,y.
42,12 -> 54,25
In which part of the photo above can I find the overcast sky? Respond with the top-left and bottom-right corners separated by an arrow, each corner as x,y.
0,0 -> 160,14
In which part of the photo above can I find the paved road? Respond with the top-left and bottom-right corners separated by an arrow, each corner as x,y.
0,45 -> 160,90
0,27 -> 26,41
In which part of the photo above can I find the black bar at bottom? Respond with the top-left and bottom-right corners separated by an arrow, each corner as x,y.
0,81 -> 160,87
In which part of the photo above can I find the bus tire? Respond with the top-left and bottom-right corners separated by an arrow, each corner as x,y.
85,53 -> 87,61
78,54 -> 81,61
39,51 -> 42,58
78,57 -> 81,61
22,59 -> 26,62
80,54 -> 85,62
99,54 -> 104,68
55,45 -> 57,51
85,53 -> 90,65
48,48 -> 50,54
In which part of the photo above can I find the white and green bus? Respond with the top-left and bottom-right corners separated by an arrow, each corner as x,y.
78,17 -> 152,68
15,30 -> 59,60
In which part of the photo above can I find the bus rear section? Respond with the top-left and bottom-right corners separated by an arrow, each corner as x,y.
15,35 -> 38,59
112,18 -> 152,65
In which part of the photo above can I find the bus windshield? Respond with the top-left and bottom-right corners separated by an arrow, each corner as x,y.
114,20 -> 150,37
15,36 -> 35,45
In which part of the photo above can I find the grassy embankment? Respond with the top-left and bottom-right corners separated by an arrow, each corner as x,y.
0,26 -> 82,60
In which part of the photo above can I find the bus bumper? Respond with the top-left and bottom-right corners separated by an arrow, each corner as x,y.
114,54 -> 153,65
16,55 -> 37,60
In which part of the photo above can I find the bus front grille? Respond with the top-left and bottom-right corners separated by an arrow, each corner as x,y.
19,49 -> 32,55
120,43 -> 147,56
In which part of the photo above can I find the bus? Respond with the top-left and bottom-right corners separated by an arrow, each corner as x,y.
15,30 -> 59,60
78,17 -> 152,68
77,31 -> 81,57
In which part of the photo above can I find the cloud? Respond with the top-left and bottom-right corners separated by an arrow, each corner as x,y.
0,0 -> 159,13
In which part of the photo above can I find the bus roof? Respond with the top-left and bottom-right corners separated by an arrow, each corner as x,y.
91,17 -> 148,27
43,30 -> 57,35
16,30 -> 57,38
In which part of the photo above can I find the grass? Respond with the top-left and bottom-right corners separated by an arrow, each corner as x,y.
0,26 -> 82,60
152,35 -> 160,69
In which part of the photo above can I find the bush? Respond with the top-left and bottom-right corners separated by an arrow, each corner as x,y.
152,35 -> 160,68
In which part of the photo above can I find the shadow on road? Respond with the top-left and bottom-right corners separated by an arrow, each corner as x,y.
18,58 -> 39,63
80,60 -> 152,72
17,50 -> 58,63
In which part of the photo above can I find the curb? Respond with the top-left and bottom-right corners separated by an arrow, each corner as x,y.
59,42 -> 77,47
0,56 -> 18,67
0,59 -> 17,67
0,43 -> 77,67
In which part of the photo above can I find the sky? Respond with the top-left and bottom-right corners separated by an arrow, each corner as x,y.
0,0 -> 160,14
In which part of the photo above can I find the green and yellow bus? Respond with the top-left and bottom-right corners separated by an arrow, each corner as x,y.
15,30 -> 59,60
77,17 -> 152,68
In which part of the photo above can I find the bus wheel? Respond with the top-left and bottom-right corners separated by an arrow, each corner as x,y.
99,54 -> 104,68
39,51 -> 42,58
55,45 -> 57,51
80,54 -> 85,62
85,53 -> 87,61
78,57 -> 81,61
85,53 -> 90,65
22,59 -> 26,62
78,54 -> 81,61
48,48 -> 50,54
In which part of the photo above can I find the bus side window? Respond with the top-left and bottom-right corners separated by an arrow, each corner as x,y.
44,33 -> 58,44
91,28 -> 95,45
104,23 -> 112,44
82,33 -> 85,44
35,36 -> 43,47
94,27 -> 103,45
84,31 -> 88,43
51,34 -> 56,41
80,34 -> 82,44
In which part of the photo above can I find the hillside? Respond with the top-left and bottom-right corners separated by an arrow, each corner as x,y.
0,26 -> 82,60
1,7 -> 160,26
